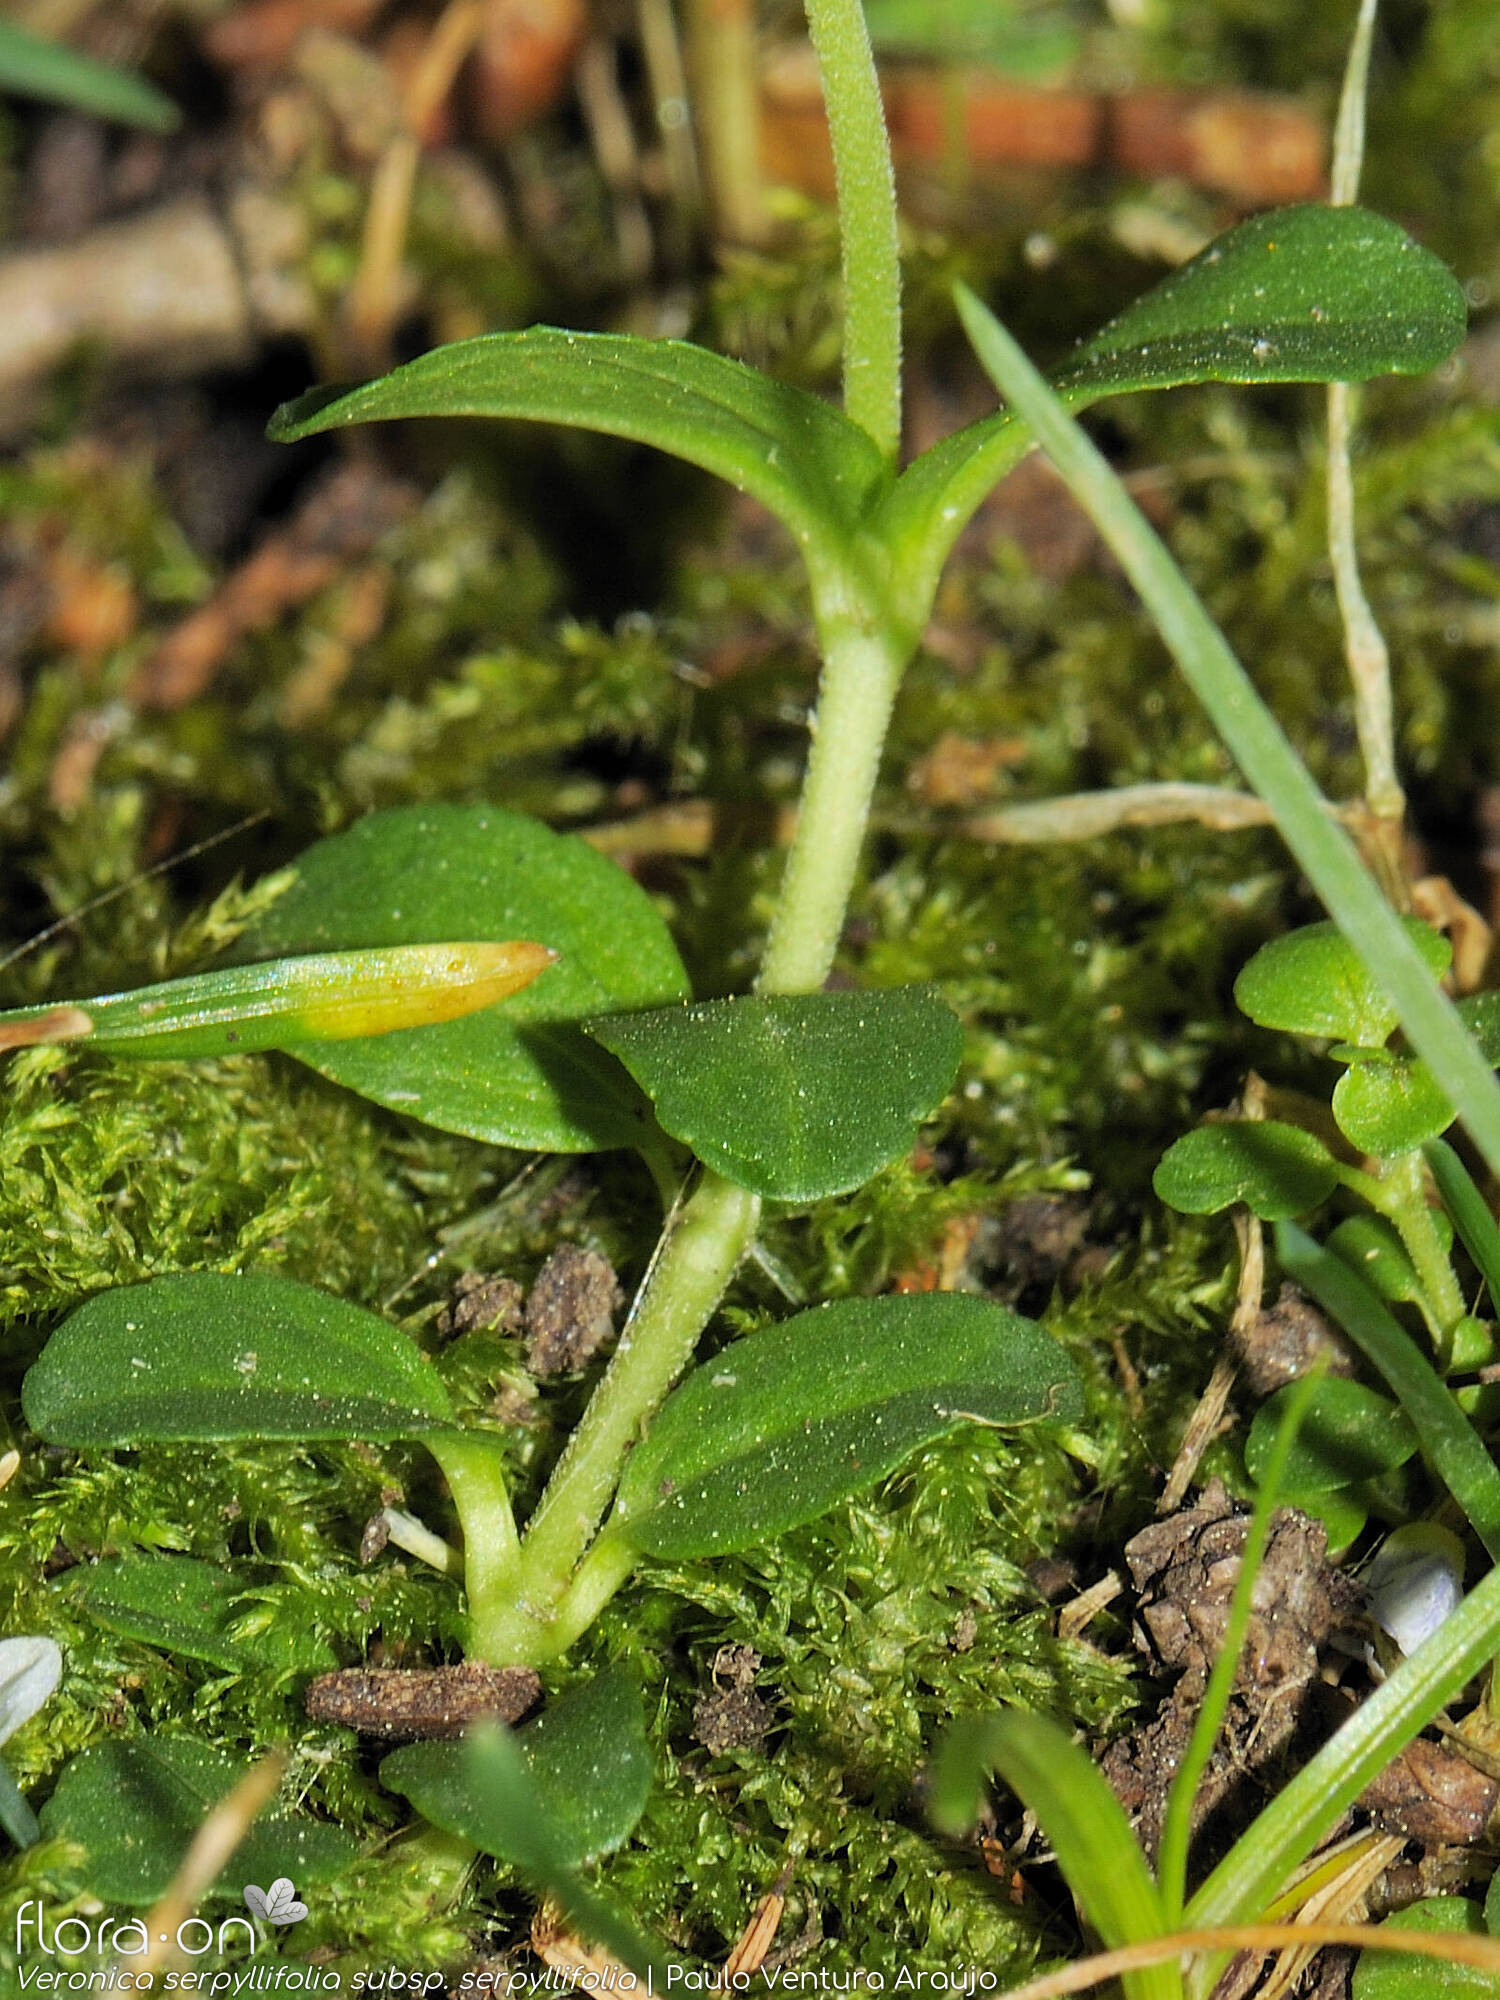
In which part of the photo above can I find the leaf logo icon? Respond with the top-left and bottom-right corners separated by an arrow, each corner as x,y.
242,1879 -> 308,1925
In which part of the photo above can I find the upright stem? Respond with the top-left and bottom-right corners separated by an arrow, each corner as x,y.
468,1171 -> 759,1663
1327,0 -> 1405,859
758,577 -> 907,993
803,0 -> 902,464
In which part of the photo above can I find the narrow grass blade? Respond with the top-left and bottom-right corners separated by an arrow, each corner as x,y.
954,286 -> 1500,1191
1158,1369 -> 1322,1920
0,19 -> 179,130
1276,1221 -> 1500,1560
1184,1554 -> 1500,1982
931,1710 -> 1180,2000
1425,1139 -> 1500,1317
0,942 -> 554,1062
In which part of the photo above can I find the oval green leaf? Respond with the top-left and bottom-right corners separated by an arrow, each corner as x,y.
1153,1120 -> 1340,1220
23,1272 -> 455,1446
38,1737 -> 356,1905
64,1555 -> 336,1674
1332,1054 -> 1455,1156
1353,1898 -> 1500,1999
607,1293 -> 1083,1561
1058,207 -> 1466,399
67,1556 -> 268,1672
240,804 -> 689,1152
268,329 -> 884,556
382,1667 -> 650,1869
1245,1377 -> 1417,1498
584,987 -> 963,1200
1234,919 -> 1452,1046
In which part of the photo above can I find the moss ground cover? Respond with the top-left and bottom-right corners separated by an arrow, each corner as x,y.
1,0 -> 1500,1985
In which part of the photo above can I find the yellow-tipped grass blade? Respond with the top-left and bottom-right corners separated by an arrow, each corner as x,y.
0,942 -> 555,1061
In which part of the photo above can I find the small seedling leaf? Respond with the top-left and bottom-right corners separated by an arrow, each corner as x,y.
1333,1054 -> 1455,1156
1245,1377 -> 1417,1497
38,1737 -> 355,1905
382,1667 -> 650,1869
0,19 -> 179,130
1234,919 -> 1451,1045
1058,207 -> 1466,399
584,988 -> 963,1200
64,1555 -> 333,1673
268,330 -> 885,556
0,942 -> 554,1063
607,1294 -> 1082,1560
1153,1120 -> 1340,1219
1352,1898 -> 1500,1998
240,804 -> 689,1152
23,1272 -> 455,1446
1326,1216 -> 1426,1308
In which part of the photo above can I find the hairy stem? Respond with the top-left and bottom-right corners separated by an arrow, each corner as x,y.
468,1171 -> 759,1663
1327,0 -> 1404,862
803,0 -> 902,464
758,587 -> 906,993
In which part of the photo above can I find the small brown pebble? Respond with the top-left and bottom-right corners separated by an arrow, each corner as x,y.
693,1643 -> 774,1755
524,1244 -> 623,1374
439,1271 -> 524,1338
1359,1736 -> 1500,1849
358,1514 -> 390,1564
304,1662 -> 541,1740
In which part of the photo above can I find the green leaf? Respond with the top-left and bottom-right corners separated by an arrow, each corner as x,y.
1275,1223 -> 1500,1563
240,804 -> 689,1152
22,1272 -> 455,1446
1295,1486 -> 1367,1556
0,19 -> 179,130
930,1711 -> 1176,2000
1327,1215 -> 1427,1308
879,206 -> 1466,639
584,988 -> 962,1200
38,1737 -> 356,1905
382,1669 -> 651,1869
1059,207 -> 1465,399
1234,920 -> 1452,1046
1457,993 -> 1500,1066
0,942 -> 554,1063
1153,1120 -> 1341,1219
64,1555 -> 337,1674
1427,1139 -> 1500,1318
606,1294 -> 1082,1560
268,330 -> 885,557
67,1557 -> 267,1672
1245,1377 -> 1416,1497
1333,1053 -> 1455,1155
1353,1899 -> 1500,1998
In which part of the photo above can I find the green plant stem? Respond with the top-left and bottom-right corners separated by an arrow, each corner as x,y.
955,286 -> 1500,1188
425,1431 -> 522,1604
1183,1539 -> 1500,1998
802,0 -> 902,464
759,594 -> 906,993
468,1171 -> 759,1664
1157,1369 -> 1321,1922
1357,1152 -> 1466,1349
